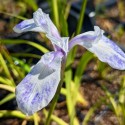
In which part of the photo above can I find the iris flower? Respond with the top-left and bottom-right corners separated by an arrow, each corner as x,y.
13,8 -> 125,115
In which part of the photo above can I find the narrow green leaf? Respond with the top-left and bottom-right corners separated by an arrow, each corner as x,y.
49,0 -> 59,29
11,53 -> 41,59
64,1 -> 71,19
65,69 -> 72,115
2,39 -> 49,53
70,51 -> 94,125
1,48 -> 24,80
0,84 -> 15,92
58,0 -> 69,36
74,51 -> 94,85
119,76 -> 125,103
0,93 -> 15,105
0,77 -> 13,86
101,85 -> 118,115
59,10 -> 69,36
0,110 -> 33,119
33,113 -> 39,125
76,0 -> 87,35
0,11 -> 27,20
66,46 -> 77,68
97,60 -> 107,77
23,0 -> 38,11
0,53 -> 15,86
13,57 -> 30,73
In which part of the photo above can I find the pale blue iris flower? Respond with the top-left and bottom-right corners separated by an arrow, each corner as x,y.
13,8 -> 125,115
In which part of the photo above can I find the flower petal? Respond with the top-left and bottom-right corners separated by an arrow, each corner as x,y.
69,26 -> 104,50
13,8 -> 65,53
46,34 -> 69,54
33,8 -> 60,39
13,19 -> 44,33
16,51 -> 63,115
69,26 -> 125,70
88,36 -> 125,70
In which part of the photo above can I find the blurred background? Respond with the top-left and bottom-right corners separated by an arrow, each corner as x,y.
0,0 -> 125,125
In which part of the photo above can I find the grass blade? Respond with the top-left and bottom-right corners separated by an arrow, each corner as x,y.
0,110 -> 33,119
0,84 -> 15,92
76,0 -> 87,35
11,53 -> 41,59
2,39 -> 49,53
0,53 -> 15,86
0,93 -> 15,105
0,11 -> 26,20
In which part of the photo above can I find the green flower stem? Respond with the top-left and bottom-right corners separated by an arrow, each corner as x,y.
76,0 -> 87,35
51,0 -> 59,29
45,58 -> 66,125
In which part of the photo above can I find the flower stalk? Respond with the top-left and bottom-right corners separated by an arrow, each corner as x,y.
45,57 -> 66,125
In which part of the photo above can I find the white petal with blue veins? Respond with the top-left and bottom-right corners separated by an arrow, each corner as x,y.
16,51 -> 63,115
69,26 -> 125,70
13,19 -> 44,33
88,36 -> 125,70
33,8 -> 60,39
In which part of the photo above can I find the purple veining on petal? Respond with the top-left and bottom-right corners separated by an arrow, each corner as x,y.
16,81 -> 36,115
18,99 -> 26,114
31,92 -> 42,105
16,20 -> 37,30
16,22 -> 30,29
108,54 -> 125,70
102,36 -> 125,58
29,74 -> 59,114
69,34 -> 97,50
88,38 -> 125,70
16,77 -> 35,103
19,74 -> 32,85
16,51 -> 63,115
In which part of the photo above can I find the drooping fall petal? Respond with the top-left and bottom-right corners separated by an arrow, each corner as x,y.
69,26 -> 125,70
15,51 -> 63,115
13,19 -> 44,33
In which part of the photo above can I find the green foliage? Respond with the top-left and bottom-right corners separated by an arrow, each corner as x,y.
2,39 -> 49,53
104,76 -> 125,125
23,0 -> 38,11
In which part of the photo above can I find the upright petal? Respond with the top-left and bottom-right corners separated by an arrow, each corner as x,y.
33,8 -> 60,39
16,51 -> 63,115
13,19 -> 44,33
69,26 -> 125,70
13,8 -> 67,53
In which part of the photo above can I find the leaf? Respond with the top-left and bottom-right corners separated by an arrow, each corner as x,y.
74,51 -> 94,85
2,39 -> 49,53
0,93 -> 15,105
